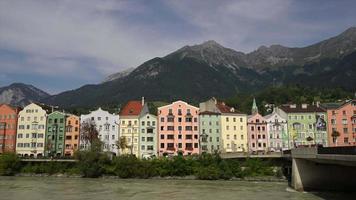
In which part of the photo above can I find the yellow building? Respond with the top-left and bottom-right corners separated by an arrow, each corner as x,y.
217,102 -> 248,153
119,99 -> 146,157
16,103 -> 48,157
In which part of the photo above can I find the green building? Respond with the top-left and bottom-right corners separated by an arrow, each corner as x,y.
45,111 -> 66,156
199,98 -> 223,153
199,112 -> 222,153
280,104 -> 328,147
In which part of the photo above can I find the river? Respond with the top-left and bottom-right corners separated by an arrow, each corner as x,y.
0,177 -> 353,200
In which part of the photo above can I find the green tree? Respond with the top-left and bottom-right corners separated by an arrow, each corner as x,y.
0,153 -> 21,175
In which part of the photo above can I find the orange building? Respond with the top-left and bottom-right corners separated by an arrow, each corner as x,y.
0,104 -> 20,153
323,100 -> 356,147
64,115 -> 80,156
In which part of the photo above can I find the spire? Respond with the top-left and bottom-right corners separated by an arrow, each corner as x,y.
251,98 -> 258,114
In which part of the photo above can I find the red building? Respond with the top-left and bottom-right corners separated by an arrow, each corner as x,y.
0,104 -> 20,153
323,100 -> 356,146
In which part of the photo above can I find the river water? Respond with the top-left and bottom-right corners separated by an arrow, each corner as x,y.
0,177 -> 352,200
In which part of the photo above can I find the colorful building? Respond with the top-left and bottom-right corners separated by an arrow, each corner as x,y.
139,111 -> 157,158
16,103 -> 48,157
0,104 -> 20,153
80,108 -> 119,155
158,100 -> 199,156
119,99 -> 146,157
247,99 -> 268,153
199,98 -> 223,153
64,114 -> 80,156
45,111 -> 66,157
264,107 -> 289,151
280,104 -> 328,147
217,101 -> 247,153
322,100 -> 356,146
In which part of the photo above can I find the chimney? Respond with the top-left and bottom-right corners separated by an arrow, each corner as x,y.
290,104 -> 296,108
316,101 -> 320,107
302,104 -> 308,109
141,96 -> 145,106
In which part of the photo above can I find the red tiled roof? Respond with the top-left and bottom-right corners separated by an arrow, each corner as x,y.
280,104 -> 325,113
216,102 -> 242,114
119,101 -> 143,116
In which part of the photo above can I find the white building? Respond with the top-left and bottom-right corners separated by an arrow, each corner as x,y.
139,111 -> 157,158
80,108 -> 119,155
264,107 -> 289,151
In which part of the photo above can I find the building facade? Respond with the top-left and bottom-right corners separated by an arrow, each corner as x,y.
119,99 -> 145,157
0,104 -> 19,153
158,100 -> 200,156
45,111 -> 66,157
323,100 -> 356,146
247,113 -> 268,153
199,98 -> 223,154
264,107 -> 289,151
218,102 -> 247,153
64,114 -> 80,156
139,112 -> 157,158
80,108 -> 119,155
281,104 -> 328,147
16,103 -> 47,157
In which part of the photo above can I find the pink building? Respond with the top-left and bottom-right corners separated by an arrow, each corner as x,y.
158,100 -> 199,156
247,99 -> 268,153
323,100 -> 356,147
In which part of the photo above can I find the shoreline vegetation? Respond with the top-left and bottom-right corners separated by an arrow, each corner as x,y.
0,152 -> 286,181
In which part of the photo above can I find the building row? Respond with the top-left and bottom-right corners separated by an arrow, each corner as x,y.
0,98 -> 355,158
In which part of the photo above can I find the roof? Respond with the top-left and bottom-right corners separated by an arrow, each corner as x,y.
119,101 -> 143,116
216,102 -> 243,114
280,104 -> 325,113
321,99 -> 355,110
199,111 -> 221,115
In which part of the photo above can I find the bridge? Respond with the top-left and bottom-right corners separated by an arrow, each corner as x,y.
291,146 -> 356,192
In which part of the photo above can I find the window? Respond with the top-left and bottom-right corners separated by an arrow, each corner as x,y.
147,145 -> 154,150
343,128 -> 348,134
160,134 -> 164,139
194,143 -> 198,148
344,137 -> 349,144
141,137 -> 145,142
227,134 -> 230,140
141,145 -> 145,150
342,119 -> 347,125
161,117 -> 164,122
186,135 -> 192,139
185,126 -> 192,131
167,126 -> 174,131
251,126 -> 254,131
147,137 -> 153,142
167,135 -> 174,139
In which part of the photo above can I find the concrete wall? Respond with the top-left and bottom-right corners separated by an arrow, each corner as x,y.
292,158 -> 356,191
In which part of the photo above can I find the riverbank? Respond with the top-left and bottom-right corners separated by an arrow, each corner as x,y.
1,152 -> 287,180
12,173 -> 287,182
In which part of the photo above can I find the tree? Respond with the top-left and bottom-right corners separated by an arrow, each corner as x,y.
116,136 -> 128,155
80,120 -> 100,151
0,153 -> 21,175
331,131 -> 340,146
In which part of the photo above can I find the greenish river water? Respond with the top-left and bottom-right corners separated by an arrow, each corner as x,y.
0,177 -> 353,200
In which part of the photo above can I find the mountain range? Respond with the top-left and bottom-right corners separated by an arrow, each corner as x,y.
1,27 -> 356,108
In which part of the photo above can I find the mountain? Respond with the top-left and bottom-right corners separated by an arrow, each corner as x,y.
102,67 -> 135,83
0,83 -> 50,107
44,27 -> 356,108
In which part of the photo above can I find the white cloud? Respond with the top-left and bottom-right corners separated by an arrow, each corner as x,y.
0,0 -> 182,79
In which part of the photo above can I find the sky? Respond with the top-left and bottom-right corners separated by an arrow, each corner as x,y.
0,0 -> 355,94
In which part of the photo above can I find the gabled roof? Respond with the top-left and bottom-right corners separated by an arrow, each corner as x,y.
280,104 -> 325,113
119,101 -> 143,116
216,102 -> 243,114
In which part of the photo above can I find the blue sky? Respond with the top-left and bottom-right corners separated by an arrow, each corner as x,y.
0,0 -> 355,94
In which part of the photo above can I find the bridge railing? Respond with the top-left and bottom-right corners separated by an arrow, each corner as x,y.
317,146 -> 356,155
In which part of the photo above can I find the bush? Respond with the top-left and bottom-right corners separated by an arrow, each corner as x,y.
75,151 -> 111,178
0,153 -> 21,175
195,165 -> 220,180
